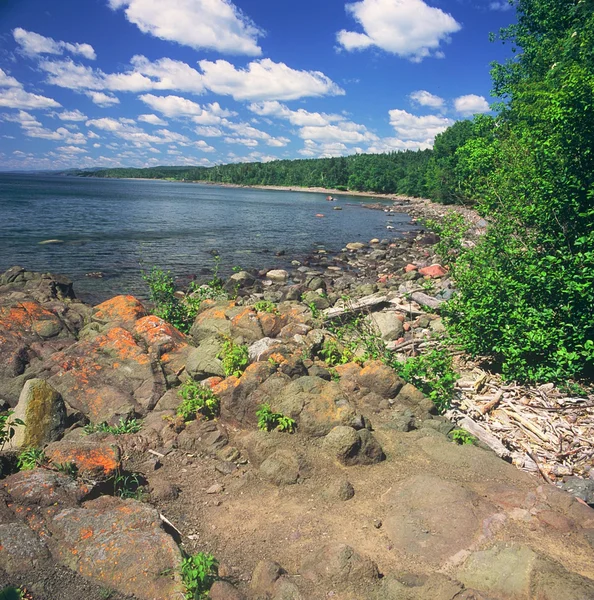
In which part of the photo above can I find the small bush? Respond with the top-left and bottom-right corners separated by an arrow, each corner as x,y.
450,428 -> 477,445
394,348 -> 458,413
177,380 -> 220,421
318,338 -> 355,367
253,300 -> 278,314
84,417 -> 142,435
180,552 -> 218,600
256,404 -> 296,433
217,338 -> 249,378
17,448 -> 45,471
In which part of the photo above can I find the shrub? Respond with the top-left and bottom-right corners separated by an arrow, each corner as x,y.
217,338 -> 249,378
177,380 -> 220,421
450,428 -> 477,445
180,552 -> 218,600
394,348 -> 458,413
253,300 -> 278,314
0,411 -> 24,451
256,404 -> 296,433
17,448 -> 45,471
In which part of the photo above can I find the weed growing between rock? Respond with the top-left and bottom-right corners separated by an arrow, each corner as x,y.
180,552 -> 218,600
177,380 -> 220,421
217,337 -> 249,378
84,417 -> 142,435
53,461 -> 78,478
253,300 -> 278,314
450,429 -> 477,445
256,404 -> 296,433
112,469 -> 146,500
16,447 -> 45,470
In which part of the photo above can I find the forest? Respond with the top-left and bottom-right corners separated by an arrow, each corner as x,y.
76,0 -> 594,384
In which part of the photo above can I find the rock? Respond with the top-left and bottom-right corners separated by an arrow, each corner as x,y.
0,522 -> 50,575
45,440 -> 121,480
383,474 -> 494,566
323,426 -> 385,466
206,483 -> 224,494
301,291 -> 330,310
404,264 -> 418,272
271,376 -> 360,438
260,450 -> 302,485
92,295 -> 147,328
560,477 -> 594,505
301,543 -> 379,585
209,581 -> 247,600
177,419 -> 229,455
346,242 -> 366,251
395,383 -> 436,416
358,360 -> 404,398
376,573 -> 464,600
3,469 -> 90,508
272,578 -> 303,600
322,478 -> 355,501
47,496 -> 184,599
369,312 -> 405,341
7,378 -> 66,449
251,560 -> 285,596
267,269 -> 289,283
419,264 -> 447,278
457,543 -> 594,600
186,337 -> 226,379
248,337 -> 282,362
190,302 -> 234,343
148,477 -> 179,502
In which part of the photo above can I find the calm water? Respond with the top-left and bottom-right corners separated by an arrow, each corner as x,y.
0,173 -> 417,303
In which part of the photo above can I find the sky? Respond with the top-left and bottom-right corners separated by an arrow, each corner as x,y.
0,0 -> 516,171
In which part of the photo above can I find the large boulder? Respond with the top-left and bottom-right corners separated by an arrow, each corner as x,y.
323,426 -> 385,466
357,360 -> 404,398
369,311 -> 404,341
8,378 -> 66,449
46,496 -> 184,600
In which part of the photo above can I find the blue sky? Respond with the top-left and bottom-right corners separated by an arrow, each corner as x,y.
0,0 -> 515,170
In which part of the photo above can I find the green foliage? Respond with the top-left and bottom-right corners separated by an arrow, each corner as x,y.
180,552 -> 218,600
112,470 -> 145,500
0,587 -> 23,600
54,461 -> 78,478
318,338 -> 355,367
450,428 -> 477,445
217,337 -> 249,378
177,380 -> 220,421
84,417 -> 142,435
17,448 -> 45,471
395,349 -> 458,413
425,211 -> 470,266
253,300 -> 278,314
256,404 -> 296,433
0,411 -> 24,451
441,0 -> 594,382
143,260 -> 228,334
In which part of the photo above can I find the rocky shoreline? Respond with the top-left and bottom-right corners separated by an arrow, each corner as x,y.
1,201 -> 594,600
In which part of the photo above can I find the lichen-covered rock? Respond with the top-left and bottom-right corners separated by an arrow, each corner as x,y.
0,522 -> 50,575
45,440 -> 121,480
186,337 -> 226,379
92,295 -> 147,329
357,360 -> 404,398
47,496 -> 184,600
8,378 -> 66,449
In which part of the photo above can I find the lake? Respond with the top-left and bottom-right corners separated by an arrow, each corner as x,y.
0,173 -> 418,303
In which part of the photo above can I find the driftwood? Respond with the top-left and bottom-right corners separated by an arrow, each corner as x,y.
409,291 -> 444,310
323,294 -> 388,319
458,416 -> 511,459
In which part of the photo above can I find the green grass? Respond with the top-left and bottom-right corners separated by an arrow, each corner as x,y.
84,417 -> 142,435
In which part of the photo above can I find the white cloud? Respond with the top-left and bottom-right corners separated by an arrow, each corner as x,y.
199,59 -> 344,101
87,130 -> 100,139
300,122 -> 377,145
108,0 -> 263,55
138,113 -> 168,126
0,68 -> 21,88
249,100 -> 344,127
409,90 -> 444,109
224,136 -> 259,147
86,117 -> 191,146
225,121 -> 290,146
13,28 -> 96,59
366,137 -> 433,152
454,94 -> 490,116
86,91 -> 120,106
194,126 -> 224,137
489,1 -> 512,11
298,139 -> 351,158
58,109 -> 87,121
194,140 -> 215,152
388,108 -> 454,141
56,145 -> 88,154
0,87 -> 60,110
337,0 -> 461,61
139,94 -> 235,124
2,110 -> 86,143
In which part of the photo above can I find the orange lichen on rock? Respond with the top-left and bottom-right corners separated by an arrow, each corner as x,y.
97,327 -> 150,365
46,442 -> 121,479
134,315 -> 187,352
93,295 -> 147,328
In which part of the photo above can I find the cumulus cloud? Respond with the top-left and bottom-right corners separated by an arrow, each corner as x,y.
409,90 -> 444,109
298,139 -> 355,158
300,122 -> 378,145
85,91 -> 120,106
58,109 -> 87,121
454,94 -> 490,116
138,113 -> 168,126
0,68 -> 21,88
86,116 -> 192,146
194,126 -> 224,137
13,27 -> 96,59
108,0 -> 263,55
0,75 -> 60,110
489,1 -> 512,11
198,59 -> 344,101
139,94 -> 235,124
3,110 -> 86,143
337,0 -> 461,61
225,121 -> 290,147
388,109 -> 454,141
249,100 -> 344,127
